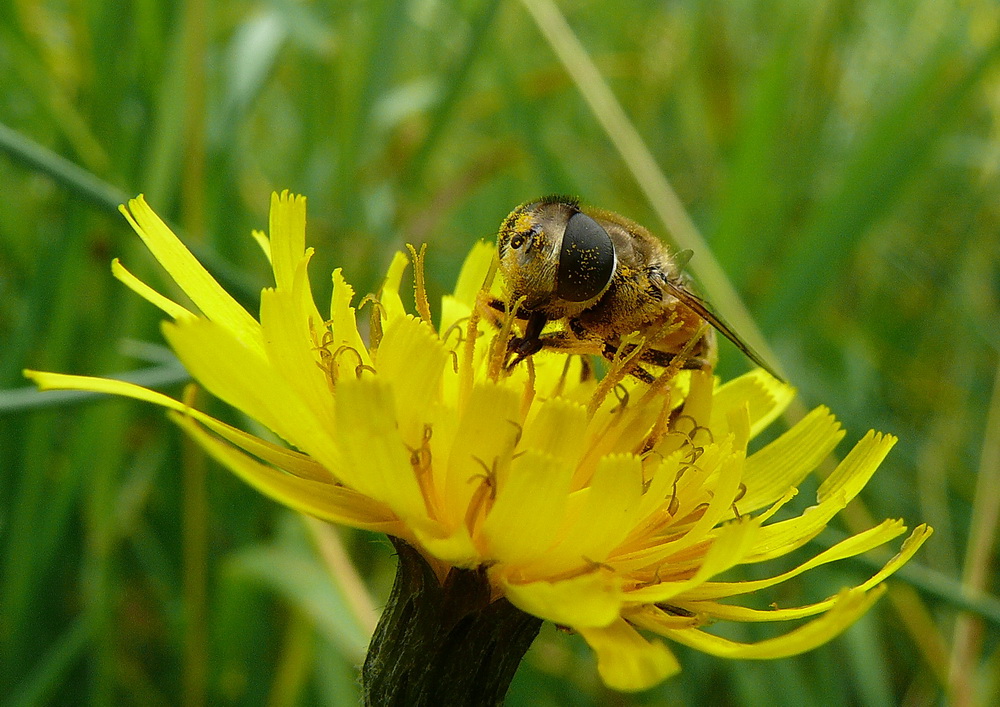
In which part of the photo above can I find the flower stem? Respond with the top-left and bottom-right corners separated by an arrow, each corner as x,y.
362,537 -> 542,706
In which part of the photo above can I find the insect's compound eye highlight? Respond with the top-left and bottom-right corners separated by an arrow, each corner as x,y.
556,212 -> 616,302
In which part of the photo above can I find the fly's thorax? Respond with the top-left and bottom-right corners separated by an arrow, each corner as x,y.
576,252 -> 705,340
576,264 -> 658,337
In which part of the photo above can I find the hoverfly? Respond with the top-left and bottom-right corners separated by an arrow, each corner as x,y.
492,196 -> 781,383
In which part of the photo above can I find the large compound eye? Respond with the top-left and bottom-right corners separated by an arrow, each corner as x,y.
556,212 -> 616,302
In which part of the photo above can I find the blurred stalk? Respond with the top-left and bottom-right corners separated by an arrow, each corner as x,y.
3,614 -> 93,707
303,518 -> 378,637
80,402 -> 131,706
179,0 -> 208,239
266,610 -> 312,707
182,387 -> 208,707
890,585 -> 950,686
0,120 -> 128,211
517,0 -> 786,381
948,363 -> 1000,705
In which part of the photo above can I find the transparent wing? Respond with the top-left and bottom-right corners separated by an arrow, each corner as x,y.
662,280 -> 785,383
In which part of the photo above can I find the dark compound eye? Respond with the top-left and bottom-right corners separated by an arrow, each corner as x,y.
556,212 -> 616,302
509,233 -> 526,249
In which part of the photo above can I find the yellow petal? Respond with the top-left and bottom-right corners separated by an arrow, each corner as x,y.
169,412 -> 401,533
577,619 -> 680,692
580,390 -> 664,485
519,396 -> 589,468
855,523 -> 933,592
293,249 -> 325,332
676,368 -> 714,428
740,406 -> 844,513
259,285 -> 336,432
23,370 -> 331,481
374,315 -> 449,443
665,445 -> 746,556
746,431 -> 896,562
745,503 -> 840,563
25,370 -> 192,408
412,525 -> 478,568
329,269 -> 373,368
266,194 -> 326,340
689,601 -> 829,622
686,526 -> 928,620
267,191 -> 307,291
251,229 -> 272,263
631,448 -> 686,521
727,402 -> 751,453
558,454 -> 645,566
610,445 -> 731,572
818,430 -> 896,504
683,518 -> 908,601
481,449 -> 572,564
513,453 -> 646,580
439,295 -> 472,346
379,251 -> 410,323
450,240 -> 495,310
710,368 -> 795,440
654,587 -> 885,659
333,377 -> 428,523
624,517 -> 762,603
162,317 -> 340,470
500,571 -> 623,628
111,259 -> 194,320
198,416 -> 332,482
438,294 -> 477,407
119,196 -> 264,355
442,382 -> 521,529
624,604 -> 701,631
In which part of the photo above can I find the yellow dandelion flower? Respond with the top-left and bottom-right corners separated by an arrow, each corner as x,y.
25,192 -> 930,698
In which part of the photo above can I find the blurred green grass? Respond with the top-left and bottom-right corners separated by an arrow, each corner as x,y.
2,0 -> 998,704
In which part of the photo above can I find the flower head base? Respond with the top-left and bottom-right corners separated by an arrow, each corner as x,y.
26,192 -> 930,691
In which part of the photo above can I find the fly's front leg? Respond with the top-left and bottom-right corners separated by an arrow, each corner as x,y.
505,310 -> 548,367
504,323 -> 602,371
477,293 -> 511,328
477,294 -> 543,365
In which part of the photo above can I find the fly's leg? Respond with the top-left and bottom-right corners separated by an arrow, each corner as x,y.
476,295 -> 546,367
599,341 -> 711,384
635,347 -> 712,372
597,340 -> 655,384
505,311 -> 548,367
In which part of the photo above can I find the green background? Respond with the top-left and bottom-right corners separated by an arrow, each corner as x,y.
1,0 -> 998,704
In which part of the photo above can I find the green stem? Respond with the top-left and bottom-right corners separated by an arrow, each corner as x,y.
362,538 -> 542,707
